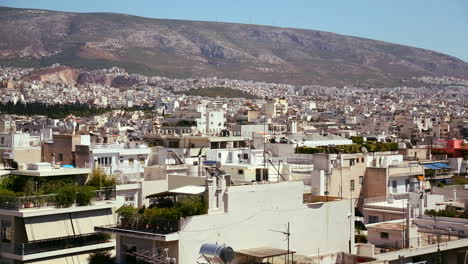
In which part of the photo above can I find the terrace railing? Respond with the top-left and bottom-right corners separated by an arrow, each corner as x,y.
14,233 -> 111,255
0,186 -> 116,210
116,218 -> 180,235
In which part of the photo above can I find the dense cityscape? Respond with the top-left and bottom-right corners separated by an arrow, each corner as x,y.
0,2 -> 468,264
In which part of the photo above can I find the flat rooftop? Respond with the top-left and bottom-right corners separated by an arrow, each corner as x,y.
12,168 -> 91,177
368,221 -> 407,231
366,199 -> 408,209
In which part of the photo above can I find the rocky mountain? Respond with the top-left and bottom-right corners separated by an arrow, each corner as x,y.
20,65 -> 80,84
1,6 -> 468,86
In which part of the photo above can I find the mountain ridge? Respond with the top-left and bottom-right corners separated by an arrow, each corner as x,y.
1,6 -> 467,86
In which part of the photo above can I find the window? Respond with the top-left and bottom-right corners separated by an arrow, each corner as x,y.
218,153 -> 222,159
368,215 -> 379,224
256,168 -> 268,182
350,180 -> 355,192
139,157 -> 145,165
361,158 -> 365,162
129,158 -> 134,165
243,153 -> 249,160
58,153 -> 63,162
238,169 -> 244,175
392,180 -> 397,192
125,196 -> 134,202
1,220 -> 11,242
380,232 -> 389,239
359,176 -> 364,184
0,137 -> 3,145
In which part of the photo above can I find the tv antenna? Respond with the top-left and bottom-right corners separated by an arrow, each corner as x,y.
269,222 -> 291,263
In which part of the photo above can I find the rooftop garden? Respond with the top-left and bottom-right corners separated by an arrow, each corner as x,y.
162,120 -> 197,127
295,137 -> 398,154
116,195 -> 206,234
432,148 -> 468,160
0,168 -> 116,209
425,208 -> 468,219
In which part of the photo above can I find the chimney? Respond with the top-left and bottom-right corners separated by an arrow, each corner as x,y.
418,195 -> 425,217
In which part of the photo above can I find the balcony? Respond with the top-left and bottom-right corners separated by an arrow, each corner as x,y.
96,219 -> 180,241
0,187 -> 116,211
14,233 -> 111,256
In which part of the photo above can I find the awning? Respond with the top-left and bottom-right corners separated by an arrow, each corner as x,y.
417,175 -> 425,181
237,247 -> 296,258
424,164 -> 441,170
24,214 -> 74,241
146,185 -> 206,199
28,253 -> 91,264
169,185 -> 206,195
71,208 -> 113,235
433,162 -> 450,169
424,163 -> 450,170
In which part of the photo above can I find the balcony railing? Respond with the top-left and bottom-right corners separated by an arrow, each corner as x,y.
118,218 -> 180,234
0,186 -> 116,210
14,233 -> 111,255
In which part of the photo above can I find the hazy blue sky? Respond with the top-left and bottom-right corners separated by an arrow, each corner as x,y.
2,0 -> 468,61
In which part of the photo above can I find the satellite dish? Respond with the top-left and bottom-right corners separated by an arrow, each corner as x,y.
361,146 -> 368,154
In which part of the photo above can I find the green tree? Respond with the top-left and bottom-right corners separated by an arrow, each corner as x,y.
86,168 -> 116,188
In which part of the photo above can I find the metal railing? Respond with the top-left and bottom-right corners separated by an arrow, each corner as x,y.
116,218 -> 180,235
14,233 -> 111,255
0,186 -> 116,210
374,232 -> 462,254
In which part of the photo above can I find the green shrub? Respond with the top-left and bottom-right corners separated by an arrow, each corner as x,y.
351,136 -> 364,145
76,186 -> 94,206
116,205 -> 138,221
425,209 -> 457,218
177,196 -> 207,217
295,147 -> 324,154
453,176 -> 468,185
55,185 -> 77,208
0,188 -> 20,196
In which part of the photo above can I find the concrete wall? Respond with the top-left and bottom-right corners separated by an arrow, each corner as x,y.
432,185 -> 468,202
168,175 -> 205,190
363,168 -> 387,198
42,134 -> 82,165
11,147 -> 41,164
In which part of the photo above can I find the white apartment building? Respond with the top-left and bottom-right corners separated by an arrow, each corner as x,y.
0,165 -> 116,264
97,180 -> 355,264
0,132 -> 41,165
76,142 -> 151,181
